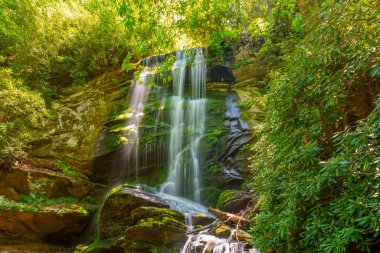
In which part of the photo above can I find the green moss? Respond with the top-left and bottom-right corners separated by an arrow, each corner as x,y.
76,239 -> 115,253
0,196 -> 38,211
0,194 -> 95,214
214,225 -> 231,238
19,193 -> 78,206
216,190 -> 239,210
56,159 -> 81,178
136,216 -> 186,231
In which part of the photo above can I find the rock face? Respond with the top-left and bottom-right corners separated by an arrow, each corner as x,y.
0,166 -> 93,200
97,186 -> 188,252
100,186 -> 168,238
29,70 -> 130,176
0,206 -> 91,244
219,91 -> 252,187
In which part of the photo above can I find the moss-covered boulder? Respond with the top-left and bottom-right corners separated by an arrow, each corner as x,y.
192,213 -> 214,226
216,190 -> 255,214
99,186 -> 168,238
97,185 -> 188,251
76,238 -> 176,253
124,217 -> 186,247
214,224 -> 231,239
0,204 -> 92,244
0,166 -> 94,200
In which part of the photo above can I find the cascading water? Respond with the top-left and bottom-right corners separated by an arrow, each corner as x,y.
161,49 -> 207,202
118,67 -> 152,183
93,61 -> 154,240
93,49 -> 258,252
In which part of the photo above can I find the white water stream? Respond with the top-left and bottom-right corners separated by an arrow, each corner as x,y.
161,49 -> 207,202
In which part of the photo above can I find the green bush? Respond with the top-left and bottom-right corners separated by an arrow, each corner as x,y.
248,1 -> 380,252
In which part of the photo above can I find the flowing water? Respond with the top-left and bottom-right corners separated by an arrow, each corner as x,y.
182,233 -> 259,253
95,49 -> 257,252
161,49 -> 207,202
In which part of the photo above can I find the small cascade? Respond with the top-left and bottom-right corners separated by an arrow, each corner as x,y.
119,69 -> 152,183
161,49 -> 207,202
181,233 -> 258,253
162,51 -> 187,196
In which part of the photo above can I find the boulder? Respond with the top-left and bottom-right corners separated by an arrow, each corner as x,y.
130,206 -> 185,224
214,225 -> 231,239
99,186 -> 167,238
0,166 -> 93,199
99,186 -> 188,250
192,213 -> 215,227
0,243 -> 72,253
124,218 -> 186,246
0,206 -> 91,244
217,190 -> 256,214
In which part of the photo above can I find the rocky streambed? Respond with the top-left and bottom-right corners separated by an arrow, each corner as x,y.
75,185 -> 256,253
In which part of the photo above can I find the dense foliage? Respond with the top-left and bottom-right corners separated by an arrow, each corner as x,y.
248,0 -> 380,252
0,0 -> 128,161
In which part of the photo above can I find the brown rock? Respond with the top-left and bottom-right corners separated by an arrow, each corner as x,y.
0,207 -> 91,244
0,167 -> 92,199
124,219 -> 186,246
100,186 -> 167,238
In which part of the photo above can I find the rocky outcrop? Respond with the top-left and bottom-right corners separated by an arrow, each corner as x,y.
99,186 -> 168,238
217,190 -> 256,214
0,205 -> 91,244
0,166 -> 94,200
29,70 -> 130,176
84,186 -> 193,252
219,91 -> 253,187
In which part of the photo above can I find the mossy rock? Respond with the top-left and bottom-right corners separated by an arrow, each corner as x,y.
100,186 -> 167,238
216,190 -> 255,214
130,206 -> 185,225
0,206 -> 92,244
200,187 -> 222,208
216,190 -> 239,210
236,229 -> 252,242
76,238 -> 151,253
192,213 -> 214,226
124,218 -> 186,247
214,224 -> 231,239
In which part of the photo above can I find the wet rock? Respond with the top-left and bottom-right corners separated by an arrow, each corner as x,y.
223,168 -> 244,181
100,186 -> 167,238
0,206 -> 91,244
214,225 -> 231,239
192,213 -> 215,226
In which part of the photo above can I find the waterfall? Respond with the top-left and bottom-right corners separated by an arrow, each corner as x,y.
161,49 -> 207,202
118,69 -> 152,183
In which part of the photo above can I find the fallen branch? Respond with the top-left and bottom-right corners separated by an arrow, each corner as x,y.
208,207 -> 249,225
235,211 -> 246,241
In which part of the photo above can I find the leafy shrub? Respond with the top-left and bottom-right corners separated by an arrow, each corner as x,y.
249,0 -> 380,252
